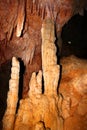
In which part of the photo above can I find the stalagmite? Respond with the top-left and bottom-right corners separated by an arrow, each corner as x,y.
28,70 -> 42,97
13,18 -> 63,130
2,18 -> 63,130
41,18 -> 60,95
2,57 -> 20,130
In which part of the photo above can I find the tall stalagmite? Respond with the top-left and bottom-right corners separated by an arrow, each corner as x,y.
41,18 -> 60,95
2,18 -> 63,130
14,18 -> 63,130
2,57 -> 20,130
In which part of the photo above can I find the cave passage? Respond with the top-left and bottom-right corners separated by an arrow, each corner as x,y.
61,10 -> 87,59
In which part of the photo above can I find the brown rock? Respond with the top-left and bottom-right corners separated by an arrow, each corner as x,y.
59,55 -> 87,129
64,115 -> 87,130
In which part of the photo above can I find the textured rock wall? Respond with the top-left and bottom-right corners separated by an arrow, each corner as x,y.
59,55 -> 87,130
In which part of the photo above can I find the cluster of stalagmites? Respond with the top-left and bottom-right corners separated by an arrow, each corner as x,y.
2,18 -> 63,130
2,18 -> 87,130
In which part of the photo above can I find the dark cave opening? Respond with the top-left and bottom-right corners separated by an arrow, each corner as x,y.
61,10 -> 87,59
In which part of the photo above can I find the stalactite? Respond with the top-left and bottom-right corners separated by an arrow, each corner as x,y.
16,0 -> 25,37
37,4 -> 40,15
42,6 -> 45,20
30,1 -> 33,14
32,2 -> 37,14
7,23 -> 14,40
53,4 -> 58,20
35,0 -> 38,11
45,5 -> 50,18
2,57 -> 20,130
25,0 -> 59,21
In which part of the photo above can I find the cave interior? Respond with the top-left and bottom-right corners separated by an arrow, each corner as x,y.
0,0 -> 87,130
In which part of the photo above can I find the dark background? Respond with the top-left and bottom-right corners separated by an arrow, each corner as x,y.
61,10 -> 87,59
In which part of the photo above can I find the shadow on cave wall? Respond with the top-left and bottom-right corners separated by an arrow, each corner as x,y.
61,10 -> 87,59
0,60 -> 11,121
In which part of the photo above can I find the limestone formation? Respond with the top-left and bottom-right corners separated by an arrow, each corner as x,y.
41,18 -> 60,95
14,18 -> 62,130
0,1 -> 87,130
2,57 -> 20,130
2,18 -> 63,130
2,18 -> 87,130
16,0 -> 25,37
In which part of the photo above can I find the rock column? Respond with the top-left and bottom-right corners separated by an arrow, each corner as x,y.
2,57 -> 20,130
41,18 -> 60,95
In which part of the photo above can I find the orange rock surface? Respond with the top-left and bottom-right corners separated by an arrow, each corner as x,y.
2,17 -> 87,130
2,18 -> 63,130
0,1 -> 87,130
59,55 -> 87,130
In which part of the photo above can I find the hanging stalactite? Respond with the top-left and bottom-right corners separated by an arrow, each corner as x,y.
16,0 -> 25,37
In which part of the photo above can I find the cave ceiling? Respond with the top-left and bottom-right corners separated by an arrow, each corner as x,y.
0,0 -> 87,64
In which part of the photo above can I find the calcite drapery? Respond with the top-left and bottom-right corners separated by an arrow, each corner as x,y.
2,18 -> 63,130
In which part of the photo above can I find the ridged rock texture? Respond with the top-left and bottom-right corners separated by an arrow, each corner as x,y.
59,55 -> 87,130
2,20 -> 87,130
2,18 -> 63,130
2,57 -> 20,130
